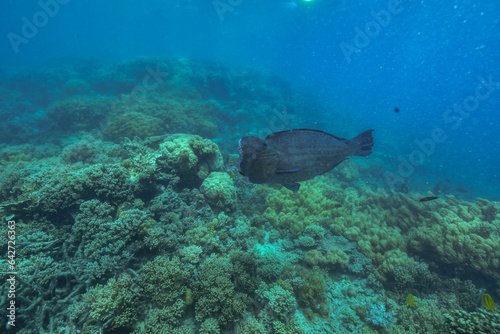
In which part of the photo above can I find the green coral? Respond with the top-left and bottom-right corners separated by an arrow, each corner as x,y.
17,254 -> 59,287
296,268 -> 328,317
70,200 -> 146,278
83,274 -> 139,330
83,163 -> 135,200
140,256 -> 190,304
238,315 -> 267,334
157,134 -> 224,187
193,254 -> 250,325
408,210 -> 500,283
200,172 -> 237,211
304,248 -> 349,268
264,285 -> 297,320
104,111 -> 163,141
199,318 -> 220,334
135,299 -> 188,334
180,245 -> 203,263
63,78 -> 90,96
47,95 -> 112,131
443,308 -> 500,334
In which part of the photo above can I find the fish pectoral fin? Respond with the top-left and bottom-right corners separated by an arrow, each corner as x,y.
275,166 -> 301,174
283,182 -> 300,191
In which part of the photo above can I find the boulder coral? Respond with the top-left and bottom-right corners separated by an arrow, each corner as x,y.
157,134 -> 224,188
200,171 -> 237,211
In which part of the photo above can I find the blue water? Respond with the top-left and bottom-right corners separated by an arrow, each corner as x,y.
2,0 -> 499,199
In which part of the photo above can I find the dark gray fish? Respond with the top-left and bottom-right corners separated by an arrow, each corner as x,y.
238,128 -> 374,191
417,196 -> 438,202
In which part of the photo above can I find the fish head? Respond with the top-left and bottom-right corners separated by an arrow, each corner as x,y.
238,136 -> 267,178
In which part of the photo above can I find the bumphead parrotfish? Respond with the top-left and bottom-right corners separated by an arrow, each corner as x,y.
238,128 -> 374,191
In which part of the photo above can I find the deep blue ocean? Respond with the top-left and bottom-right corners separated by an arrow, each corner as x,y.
1,1 -> 500,333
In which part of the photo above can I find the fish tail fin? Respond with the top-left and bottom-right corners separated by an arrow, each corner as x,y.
349,129 -> 374,156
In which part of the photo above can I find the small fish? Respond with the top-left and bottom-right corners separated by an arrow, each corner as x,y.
394,107 -> 399,113
418,196 -> 438,202
406,294 -> 415,307
238,128 -> 374,191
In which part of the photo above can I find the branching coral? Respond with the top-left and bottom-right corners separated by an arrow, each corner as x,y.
135,299 -> 188,334
83,274 -> 140,330
69,200 -> 146,278
140,256 -> 190,304
193,254 -> 250,325
264,285 -> 297,320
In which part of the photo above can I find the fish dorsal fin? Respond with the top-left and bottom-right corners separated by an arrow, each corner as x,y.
265,128 -> 348,142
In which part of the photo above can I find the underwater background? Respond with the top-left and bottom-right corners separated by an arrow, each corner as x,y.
1,0 -> 499,333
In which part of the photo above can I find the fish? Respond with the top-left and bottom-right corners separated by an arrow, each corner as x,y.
238,128 -> 374,191
417,196 -> 438,202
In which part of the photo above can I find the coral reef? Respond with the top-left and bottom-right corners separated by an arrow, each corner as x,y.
2,56 -> 499,334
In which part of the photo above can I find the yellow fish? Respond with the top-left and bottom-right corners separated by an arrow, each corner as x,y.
406,294 -> 414,307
